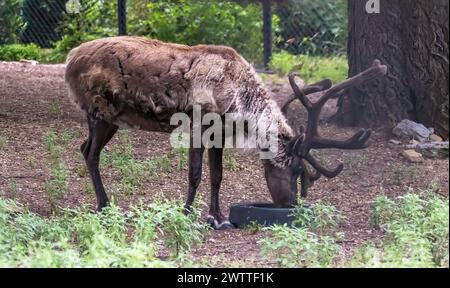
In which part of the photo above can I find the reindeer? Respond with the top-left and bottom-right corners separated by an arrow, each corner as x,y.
65,36 -> 387,229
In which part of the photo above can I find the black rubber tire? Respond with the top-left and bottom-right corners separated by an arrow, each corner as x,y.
229,203 -> 296,228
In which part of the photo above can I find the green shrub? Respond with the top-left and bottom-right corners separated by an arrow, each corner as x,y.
0,43 -> 49,61
0,0 -> 24,45
127,0 -> 269,63
55,0 -> 270,63
275,0 -> 347,55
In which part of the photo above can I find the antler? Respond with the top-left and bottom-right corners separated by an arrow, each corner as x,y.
287,60 -> 388,197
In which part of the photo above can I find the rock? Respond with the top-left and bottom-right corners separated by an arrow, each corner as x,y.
406,141 -> 449,159
389,139 -> 401,145
402,150 -> 424,163
421,149 -> 439,159
392,119 -> 431,142
430,134 -> 444,142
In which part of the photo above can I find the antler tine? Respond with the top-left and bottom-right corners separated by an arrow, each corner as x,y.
296,60 -> 387,156
305,154 -> 344,179
282,79 -> 333,114
315,59 -> 387,108
283,77 -> 333,113
299,160 -> 321,198
288,74 -> 312,110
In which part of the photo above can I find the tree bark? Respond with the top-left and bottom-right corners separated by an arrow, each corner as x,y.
338,0 -> 449,138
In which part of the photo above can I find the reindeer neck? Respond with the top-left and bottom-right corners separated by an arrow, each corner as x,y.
229,68 -> 295,167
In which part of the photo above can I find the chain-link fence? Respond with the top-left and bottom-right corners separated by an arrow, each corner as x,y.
0,0 -> 347,65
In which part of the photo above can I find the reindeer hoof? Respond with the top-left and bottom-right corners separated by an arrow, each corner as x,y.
206,215 -> 236,230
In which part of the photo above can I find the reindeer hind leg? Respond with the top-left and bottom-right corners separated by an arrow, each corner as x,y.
84,114 -> 118,211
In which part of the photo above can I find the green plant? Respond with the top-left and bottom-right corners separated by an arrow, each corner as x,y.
102,131 -> 171,195
0,43 -> 49,61
0,0 -> 24,44
0,198 -> 207,267
45,129 -> 62,163
149,199 -> 209,257
392,165 -> 418,185
246,221 -> 265,235
60,130 -> 77,145
224,150 -> 239,172
275,0 -> 347,55
269,53 -> 348,84
44,164 -> 69,213
128,0 -> 270,63
8,179 -> 19,199
356,193 -> 449,267
292,200 -> 344,233
43,129 -> 70,213
268,51 -> 299,76
260,200 -> 343,268
260,225 -> 340,268
0,135 -> 8,150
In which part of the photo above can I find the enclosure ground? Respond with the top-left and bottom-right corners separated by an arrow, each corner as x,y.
0,61 -> 448,267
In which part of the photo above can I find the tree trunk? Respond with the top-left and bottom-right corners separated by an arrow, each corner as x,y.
338,0 -> 449,138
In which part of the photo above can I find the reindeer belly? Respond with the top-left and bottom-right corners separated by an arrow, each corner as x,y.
113,112 -> 175,133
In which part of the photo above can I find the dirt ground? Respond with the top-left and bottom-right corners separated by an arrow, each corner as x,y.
0,61 -> 448,267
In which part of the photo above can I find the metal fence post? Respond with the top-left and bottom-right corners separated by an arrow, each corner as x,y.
118,0 -> 127,35
262,0 -> 272,68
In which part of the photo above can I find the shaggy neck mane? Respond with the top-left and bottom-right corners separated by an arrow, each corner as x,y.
229,64 -> 295,168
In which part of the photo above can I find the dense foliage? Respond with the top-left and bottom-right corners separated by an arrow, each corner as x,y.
0,0 -> 24,44
0,0 -> 347,63
275,0 -> 347,55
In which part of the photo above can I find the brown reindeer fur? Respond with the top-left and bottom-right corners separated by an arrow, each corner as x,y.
65,36 -> 294,163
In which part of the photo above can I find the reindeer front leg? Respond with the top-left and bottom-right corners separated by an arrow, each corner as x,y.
207,148 -> 235,230
184,146 -> 205,214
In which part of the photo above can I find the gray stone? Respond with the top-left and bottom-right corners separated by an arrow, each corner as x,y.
389,139 -> 401,145
430,134 -> 444,142
406,142 -> 449,159
392,119 -> 431,142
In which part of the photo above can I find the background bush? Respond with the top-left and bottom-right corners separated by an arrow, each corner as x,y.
0,0 -> 348,63
0,43 -> 48,61
275,0 -> 347,55
0,0 -> 24,45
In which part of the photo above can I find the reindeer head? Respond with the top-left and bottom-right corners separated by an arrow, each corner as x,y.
264,60 -> 388,208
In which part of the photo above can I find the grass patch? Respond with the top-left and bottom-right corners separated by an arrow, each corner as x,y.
260,200 -> 344,268
0,198 -> 208,267
102,131 -> 172,195
392,165 -> 419,186
7,180 -> 19,199
0,135 -> 8,150
353,193 -> 449,268
224,150 -> 240,172
44,129 -> 70,213
269,51 -> 348,84
260,190 -> 449,268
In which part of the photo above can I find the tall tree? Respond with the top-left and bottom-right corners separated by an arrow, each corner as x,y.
337,0 -> 449,137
